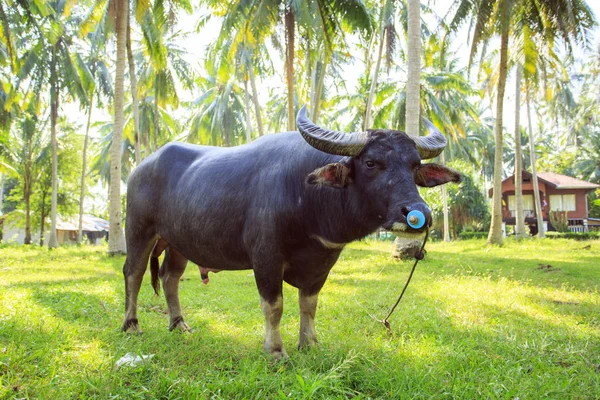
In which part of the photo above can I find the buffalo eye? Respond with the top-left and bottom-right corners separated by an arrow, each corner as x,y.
365,160 -> 376,169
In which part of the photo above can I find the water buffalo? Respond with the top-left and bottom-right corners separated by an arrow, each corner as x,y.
121,106 -> 459,359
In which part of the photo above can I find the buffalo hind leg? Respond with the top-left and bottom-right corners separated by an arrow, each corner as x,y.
122,234 -> 157,333
160,247 -> 191,332
254,262 -> 287,359
298,290 -> 319,349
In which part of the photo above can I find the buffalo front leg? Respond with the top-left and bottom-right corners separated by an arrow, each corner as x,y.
160,248 -> 191,332
298,291 -> 319,349
254,263 -> 287,359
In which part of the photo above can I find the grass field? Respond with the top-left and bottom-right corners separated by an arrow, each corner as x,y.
1,238 -> 599,399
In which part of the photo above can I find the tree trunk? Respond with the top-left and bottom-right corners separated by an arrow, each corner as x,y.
24,170 -> 31,245
48,47 -> 59,249
39,196 -> 46,246
405,0 -> 421,137
514,64 -> 525,238
0,173 -> 4,214
526,86 -> 545,238
249,67 -> 264,136
78,95 -> 94,244
441,150 -> 451,242
312,59 -> 327,123
108,0 -> 128,255
153,84 -> 159,152
365,33 -> 384,130
243,77 -> 252,143
393,0 -> 421,258
284,9 -> 295,131
487,22 -> 509,245
127,15 -> 141,165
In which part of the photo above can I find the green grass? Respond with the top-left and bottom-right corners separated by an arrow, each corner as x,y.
1,238 -> 599,399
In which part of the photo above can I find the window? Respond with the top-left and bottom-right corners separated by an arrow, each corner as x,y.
549,194 -> 576,211
508,195 -> 534,211
507,195 -> 535,217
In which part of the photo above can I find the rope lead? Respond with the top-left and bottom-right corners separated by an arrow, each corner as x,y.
382,227 -> 429,334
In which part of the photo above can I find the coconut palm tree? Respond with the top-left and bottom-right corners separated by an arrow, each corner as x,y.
11,1 -> 89,248
209,0 -> 371,130
187,57 -> 249,146
77,50 -> 113,244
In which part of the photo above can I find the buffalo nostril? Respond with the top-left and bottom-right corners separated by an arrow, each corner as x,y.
400,206 -> 411,217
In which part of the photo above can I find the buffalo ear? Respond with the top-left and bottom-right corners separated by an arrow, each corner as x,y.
306,162 -> 353,188
415,163 -> 461,187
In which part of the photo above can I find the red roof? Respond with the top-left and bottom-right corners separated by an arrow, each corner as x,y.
489,171 -> 599,197
536,172 -> 599,190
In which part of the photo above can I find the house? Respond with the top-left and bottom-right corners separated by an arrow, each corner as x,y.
489,171 -> 600,235
1,214 -> 109,245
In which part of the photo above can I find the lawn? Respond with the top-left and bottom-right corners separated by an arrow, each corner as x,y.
0,238 -> 599,399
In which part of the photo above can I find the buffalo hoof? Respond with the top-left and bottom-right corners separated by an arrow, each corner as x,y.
122,318 -> 142,334
169,316 -> 193,333
270,348 -> 289,361
298,338 -> 319,350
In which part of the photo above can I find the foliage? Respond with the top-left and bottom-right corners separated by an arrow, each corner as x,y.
549,210 -> 569,232
589,189 -> 600,219
457,230 -> 488,240
421,160 -> 490,239
545,231 -> 600,240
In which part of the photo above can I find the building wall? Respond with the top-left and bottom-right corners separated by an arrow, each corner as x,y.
544,188 -> 588,219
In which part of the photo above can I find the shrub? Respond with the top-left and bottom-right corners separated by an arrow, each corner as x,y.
545,231 -> 600,240
549,210 -> 569,232
458,231 -> 488,240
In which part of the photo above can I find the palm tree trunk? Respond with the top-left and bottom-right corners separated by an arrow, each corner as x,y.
108,0 -> 128,255
487,22 -> 509,245
243,77 -> 252,143
441,150 -> 450,242
312,59 -> 327,123
514,64 -> 525,238
249,67 -> 264,136
284,9 -> 295,131
527,86 -> 545,238
127,15 -> 141,165
365,34 -> 384,130
153,84 -> 159,151
78,95 -> 94,244
0,173 -> 4,215
405,0 -> 421,137
24,170 -> 31,245
39,195 -> 46,246
48,47 -> 59,249
393,0 -> 421,258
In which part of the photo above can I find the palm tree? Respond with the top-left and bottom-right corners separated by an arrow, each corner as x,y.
364,0 -> 399,130
393,0 -> 421,258
513,64 -> 525,238
12,1 -> 89,248
187,58 -> 249,146
77,50 -> 113,244
210,0 -> 371,130
109,0 -> 128,254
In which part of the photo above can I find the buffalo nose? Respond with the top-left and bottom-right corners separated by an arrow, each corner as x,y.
401,204 -> 432,229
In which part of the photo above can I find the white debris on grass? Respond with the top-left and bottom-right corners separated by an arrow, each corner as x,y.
115,353 -> 155,368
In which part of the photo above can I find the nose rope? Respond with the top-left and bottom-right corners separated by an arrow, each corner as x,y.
381,226 -> 429,334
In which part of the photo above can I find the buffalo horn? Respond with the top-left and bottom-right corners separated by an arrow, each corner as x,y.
296,105 -> 368,156
410,118 -> 448,159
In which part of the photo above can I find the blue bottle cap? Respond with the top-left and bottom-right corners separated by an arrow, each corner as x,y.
406,210 -> 426,229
